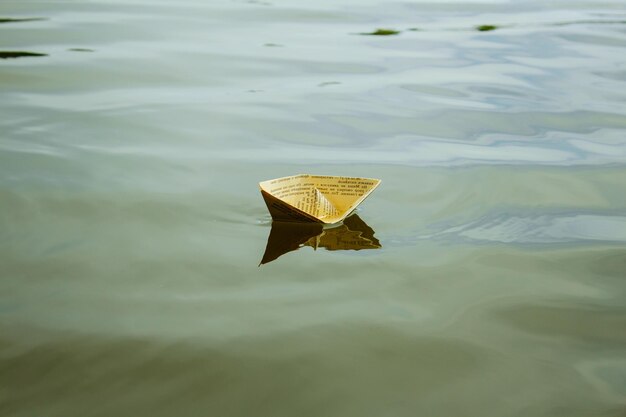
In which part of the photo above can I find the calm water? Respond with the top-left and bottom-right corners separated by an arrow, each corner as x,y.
1,0 -> 626,416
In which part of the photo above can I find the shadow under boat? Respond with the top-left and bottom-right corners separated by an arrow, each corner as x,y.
260,213 -> 381,265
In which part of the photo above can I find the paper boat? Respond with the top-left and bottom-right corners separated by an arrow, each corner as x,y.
259,174 -> 381,224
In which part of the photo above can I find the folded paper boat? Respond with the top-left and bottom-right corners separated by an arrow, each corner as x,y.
259,174 -> 381,224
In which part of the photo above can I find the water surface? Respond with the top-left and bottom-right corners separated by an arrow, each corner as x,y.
1,1 -> 626,416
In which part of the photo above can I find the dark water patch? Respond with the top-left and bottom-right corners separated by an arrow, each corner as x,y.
318,81 -> 341,87
0,51 -> 47,59
0,17 -> 46,24
360,28 -> 401,36
472,20 -> 626,31
399,20 -> 626,34
0,326 -> 486,417
68,48 -> 95,52
495,303 -> 626,347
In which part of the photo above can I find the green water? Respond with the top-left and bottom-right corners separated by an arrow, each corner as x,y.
1,1 -> 626,416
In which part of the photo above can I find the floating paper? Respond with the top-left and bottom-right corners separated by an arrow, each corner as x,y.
260,214 -> 381,265
259,174 -> 381,224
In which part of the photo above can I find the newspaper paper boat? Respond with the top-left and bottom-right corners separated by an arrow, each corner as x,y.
259,174 -> 381,224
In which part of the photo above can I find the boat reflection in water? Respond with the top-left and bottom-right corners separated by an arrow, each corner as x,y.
260,214 -> 381,265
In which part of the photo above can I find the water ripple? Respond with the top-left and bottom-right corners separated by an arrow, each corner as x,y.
428,213 -> 626,245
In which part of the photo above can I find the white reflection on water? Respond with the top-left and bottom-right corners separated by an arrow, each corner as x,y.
210,134 -> 626,166
429,213 -> 626,244
34,133 -> 625,168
